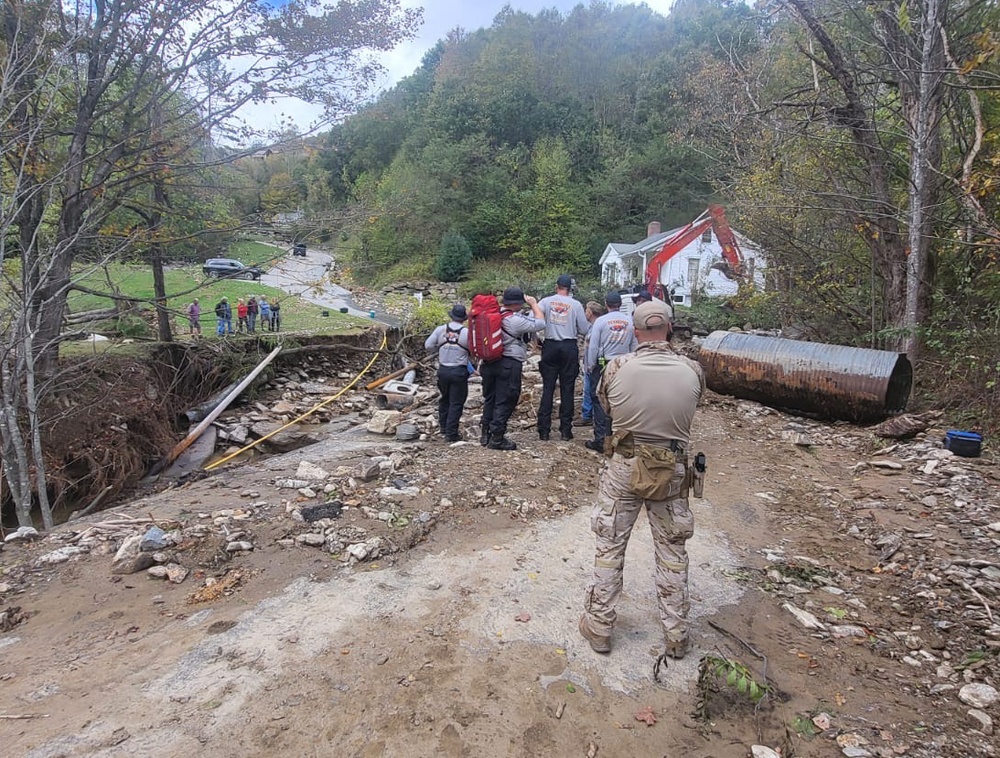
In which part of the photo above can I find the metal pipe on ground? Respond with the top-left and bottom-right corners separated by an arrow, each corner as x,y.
697,331 -> 912,423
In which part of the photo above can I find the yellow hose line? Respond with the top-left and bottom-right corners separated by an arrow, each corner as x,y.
205,331 -> 389,471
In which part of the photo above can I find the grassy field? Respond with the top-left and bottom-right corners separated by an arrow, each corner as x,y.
64,240 -> 371,348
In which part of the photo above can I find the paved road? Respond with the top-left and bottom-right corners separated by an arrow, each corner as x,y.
259,245 -> 392,324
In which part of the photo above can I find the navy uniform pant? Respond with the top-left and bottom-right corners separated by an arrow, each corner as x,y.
537,339 -> 579,436
437,364 -> 469,439
590,363 -> 609,446
480,356 -> 523,438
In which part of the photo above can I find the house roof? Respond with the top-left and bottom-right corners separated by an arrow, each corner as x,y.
606,224 -> 762,267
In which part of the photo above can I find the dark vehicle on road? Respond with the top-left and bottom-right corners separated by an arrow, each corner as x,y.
202,258 -> 262,280
293,243 -> 307,256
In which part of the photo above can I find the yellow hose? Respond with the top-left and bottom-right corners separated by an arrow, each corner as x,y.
205,331 -> 389,471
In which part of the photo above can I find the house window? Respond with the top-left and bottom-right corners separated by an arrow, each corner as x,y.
701,228 -> 712,243
673,294 -> 684,304
687,259 -> 699,286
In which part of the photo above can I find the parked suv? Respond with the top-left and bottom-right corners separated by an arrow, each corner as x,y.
202,258 -> 262,280
292,243 -> 307,256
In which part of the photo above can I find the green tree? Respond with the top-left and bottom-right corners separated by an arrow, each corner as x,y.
435,232 -> 473,281
504,137 -> 592,271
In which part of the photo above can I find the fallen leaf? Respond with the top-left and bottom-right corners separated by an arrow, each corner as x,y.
566,683 -> 576,693
514,612 -> 531,622
635,706 -> 657,726
835,692 -> 847,707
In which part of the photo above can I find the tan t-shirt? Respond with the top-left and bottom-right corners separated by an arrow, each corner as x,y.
598,341 -> 704,446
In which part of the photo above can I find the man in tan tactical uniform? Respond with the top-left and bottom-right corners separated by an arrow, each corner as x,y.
579,299 -> 705,661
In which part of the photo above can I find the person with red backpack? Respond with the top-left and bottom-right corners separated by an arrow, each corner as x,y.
424,304 -> 470,442
470,287 -> 545,451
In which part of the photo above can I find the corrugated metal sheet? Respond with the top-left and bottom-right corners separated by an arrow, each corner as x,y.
698,331 -> 912,422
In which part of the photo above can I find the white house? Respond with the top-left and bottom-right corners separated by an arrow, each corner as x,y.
599,219 -> 766,307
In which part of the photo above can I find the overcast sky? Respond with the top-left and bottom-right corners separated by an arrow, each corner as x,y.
249,0 -> 677,135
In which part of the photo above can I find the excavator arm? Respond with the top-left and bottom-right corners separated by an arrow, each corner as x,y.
643,204 -> 750,300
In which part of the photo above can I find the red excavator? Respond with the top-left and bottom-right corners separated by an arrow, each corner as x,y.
643,204 -> 750,303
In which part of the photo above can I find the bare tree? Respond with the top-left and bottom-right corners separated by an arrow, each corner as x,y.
0,0 -> 420,526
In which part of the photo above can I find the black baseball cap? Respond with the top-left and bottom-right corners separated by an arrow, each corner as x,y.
557,274 -> 573,289
605,291 -> 622,307
502,287 -> 526,306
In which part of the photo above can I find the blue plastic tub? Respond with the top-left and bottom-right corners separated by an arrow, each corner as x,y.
944,430 -> 982,458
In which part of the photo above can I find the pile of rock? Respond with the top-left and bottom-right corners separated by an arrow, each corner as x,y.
276,457 -> 435,566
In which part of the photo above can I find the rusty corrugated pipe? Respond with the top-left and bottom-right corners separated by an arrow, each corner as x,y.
698,331 -> 912,422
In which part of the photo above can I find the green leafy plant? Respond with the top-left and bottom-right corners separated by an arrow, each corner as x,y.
695,654 -> 770,721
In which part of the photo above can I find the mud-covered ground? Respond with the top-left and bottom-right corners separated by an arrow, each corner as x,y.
1,380 -> 998,758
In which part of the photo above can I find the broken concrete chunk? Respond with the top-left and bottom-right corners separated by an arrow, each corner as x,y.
395,422 -> 420,441
367,410 -> 402,435
112,535 -> 156,574
959,683 -> 999,709
296,533 -> 326,547
147,565 -> 169,579
750,747 -> 781,758
967,709 -> 994,735
276,478 -> 312,489
165,564 -> 189,584
296,460 -> 330,481
35,546 -> 89,566
5,526 -> 40,543
225,541 -> 254,553
782,602 -> 827,631
870,459 -> 904,470
140,526 -> 169,552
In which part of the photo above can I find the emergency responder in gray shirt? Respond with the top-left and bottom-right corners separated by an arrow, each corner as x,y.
584,291 -> 637,452
479,287 -> 545,451
537,274 -> 590,442
425,304 -> 470,442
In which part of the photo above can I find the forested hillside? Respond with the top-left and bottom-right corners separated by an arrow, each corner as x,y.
249,0 -> 998,422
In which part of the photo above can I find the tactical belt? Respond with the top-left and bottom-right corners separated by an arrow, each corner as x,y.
611,432 -> 684,458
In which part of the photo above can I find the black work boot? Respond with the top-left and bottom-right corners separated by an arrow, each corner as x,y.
487,432 -> 517,451
480,425 -> 489,447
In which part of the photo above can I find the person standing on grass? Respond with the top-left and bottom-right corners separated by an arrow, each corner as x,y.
236,298 -> 248,333
270,299 -> 281,331
247,295 -> 258,333
214,297 -> 232,336
187,299 -> 202,337
259,296 -> 271,332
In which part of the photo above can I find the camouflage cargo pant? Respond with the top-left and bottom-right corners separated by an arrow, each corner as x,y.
583,452 -> 693,645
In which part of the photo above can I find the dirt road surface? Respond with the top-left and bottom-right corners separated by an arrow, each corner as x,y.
2,390 -> 998,757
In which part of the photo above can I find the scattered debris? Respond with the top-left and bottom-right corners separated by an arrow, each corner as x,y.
634,706 -> 657,726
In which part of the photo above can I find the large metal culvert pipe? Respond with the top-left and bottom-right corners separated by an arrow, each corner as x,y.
698,331 -> 912,422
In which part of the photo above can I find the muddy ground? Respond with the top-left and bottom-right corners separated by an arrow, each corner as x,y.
1,369 -> 998,757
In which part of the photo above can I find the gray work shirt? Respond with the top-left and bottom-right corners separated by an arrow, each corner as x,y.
586,309 -> 637,371
539,293 -> 589,341
425,321 -> 469,367
500,309 -> 546,362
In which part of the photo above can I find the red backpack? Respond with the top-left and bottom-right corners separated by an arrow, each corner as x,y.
468,294 -> 511,362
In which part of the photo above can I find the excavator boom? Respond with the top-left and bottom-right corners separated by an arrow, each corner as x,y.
643,204 -> 749,300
